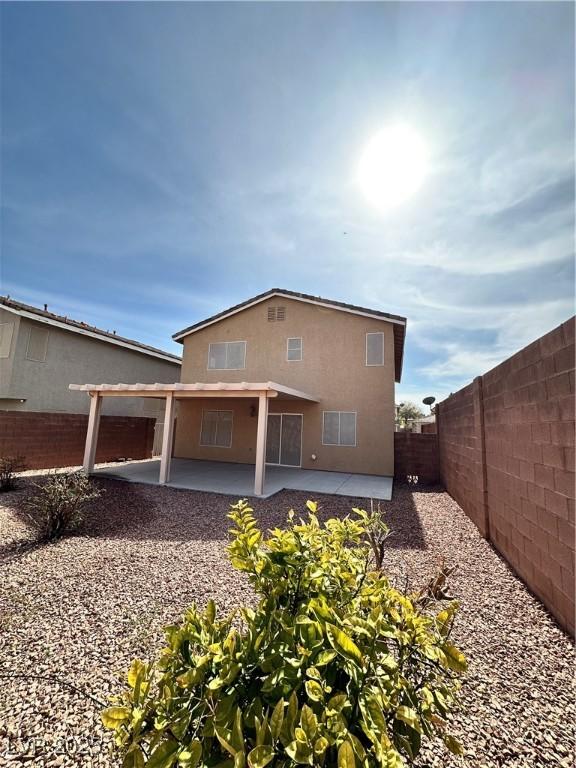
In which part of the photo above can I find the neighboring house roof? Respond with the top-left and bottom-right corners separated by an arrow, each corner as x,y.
409,415 -> 436,424
0,296 -> 181,364
172,288 -> 407,382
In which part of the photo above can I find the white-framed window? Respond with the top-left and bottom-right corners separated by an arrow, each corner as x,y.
322,411 -> 357,447
207,341 -> 246,370
366,332 -> 384,366
200,410 -> 233,448
286,337 -> 303,362
26,326 -> 49,362
0,323 -> 14,359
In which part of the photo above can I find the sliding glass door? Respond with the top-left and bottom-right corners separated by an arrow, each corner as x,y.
265,414 -> 302,467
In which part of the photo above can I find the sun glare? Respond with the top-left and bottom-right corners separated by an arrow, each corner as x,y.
357,124 -> 428,211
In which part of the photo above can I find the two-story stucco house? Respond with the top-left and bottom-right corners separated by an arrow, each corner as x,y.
173,288 -> 406,475
74,289 -> 406,496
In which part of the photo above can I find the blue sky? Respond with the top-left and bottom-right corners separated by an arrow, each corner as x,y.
1,2 -> 574,405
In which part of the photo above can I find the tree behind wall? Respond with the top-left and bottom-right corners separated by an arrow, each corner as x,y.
395,401 -> 425,430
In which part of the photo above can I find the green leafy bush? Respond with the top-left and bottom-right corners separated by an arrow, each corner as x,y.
0,455 -> 26,492
103,501 -> 466,768
23,471 -> 102,541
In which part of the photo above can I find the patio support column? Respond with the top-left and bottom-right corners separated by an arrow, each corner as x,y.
83,393 -> 102,474
254,392 -> 269,496
159,393 -> 176,485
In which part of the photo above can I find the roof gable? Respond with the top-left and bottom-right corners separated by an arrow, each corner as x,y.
172,288 -> 406,382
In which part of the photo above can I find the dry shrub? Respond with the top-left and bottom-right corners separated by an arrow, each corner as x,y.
0,456 -> 26,492
23,472 -> 102,541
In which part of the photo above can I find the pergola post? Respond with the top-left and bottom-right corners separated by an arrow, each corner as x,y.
159,393 -> 176,485
83,393 -> 102,474
254,392 -> 269,496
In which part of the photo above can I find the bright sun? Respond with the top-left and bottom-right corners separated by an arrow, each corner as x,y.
357,124 -> 428,211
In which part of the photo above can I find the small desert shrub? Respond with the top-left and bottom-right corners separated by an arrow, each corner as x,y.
23,471 -> 102,541
0,456 -> 26,492
103,500 -> 466,767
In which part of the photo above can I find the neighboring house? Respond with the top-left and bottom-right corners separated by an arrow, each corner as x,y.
0,297 -> 181,417
172,289 -> 406,477
407,415 -> 436,434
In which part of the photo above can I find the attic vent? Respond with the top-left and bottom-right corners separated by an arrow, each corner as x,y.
267,306 -> 286,322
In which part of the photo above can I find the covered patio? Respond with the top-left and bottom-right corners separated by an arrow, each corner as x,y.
69,381 -> 316,496
70,380 -> 393,499
92,457 -> 393,499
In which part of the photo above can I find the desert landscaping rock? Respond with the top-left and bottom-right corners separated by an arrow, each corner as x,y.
0,477 -> 574,767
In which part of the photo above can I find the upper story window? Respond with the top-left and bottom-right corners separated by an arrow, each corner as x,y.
366,332 -> 384,366
267,306 -> 286,322
208,341 -> 246,370
26,326 -> 49,362
0,323 -> 14,359
322,411 -> 357,447
286,337 -> 302,362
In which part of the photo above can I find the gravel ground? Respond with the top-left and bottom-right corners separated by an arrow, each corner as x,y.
0,477 -> 574,767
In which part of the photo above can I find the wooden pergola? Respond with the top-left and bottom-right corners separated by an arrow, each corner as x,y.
69,381 -> 318,496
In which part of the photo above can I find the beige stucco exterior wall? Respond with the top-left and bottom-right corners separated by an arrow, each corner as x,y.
0,315 -> 181,417
174,297 -> 397,475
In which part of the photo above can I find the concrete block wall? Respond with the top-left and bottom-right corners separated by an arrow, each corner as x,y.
436,381 -> 489,536
394,432 -> 440,484
0,411 -> 155,470
437,317 -> 575,635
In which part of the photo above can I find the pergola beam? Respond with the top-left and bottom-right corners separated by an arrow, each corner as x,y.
71,390 -> 278,399
69,381 -> 318,402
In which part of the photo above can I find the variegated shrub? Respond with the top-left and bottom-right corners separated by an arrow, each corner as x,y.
103,501 -> 466,768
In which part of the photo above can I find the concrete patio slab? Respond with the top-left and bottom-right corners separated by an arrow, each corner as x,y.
94,458 -> 393,500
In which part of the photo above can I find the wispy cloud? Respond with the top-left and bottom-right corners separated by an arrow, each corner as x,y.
1,1 -> 574,400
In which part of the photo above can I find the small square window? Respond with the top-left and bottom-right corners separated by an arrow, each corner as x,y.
287,337 -> 302,362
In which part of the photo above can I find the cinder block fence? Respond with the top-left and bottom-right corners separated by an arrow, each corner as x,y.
394,432 -> 440,484
436,317 -> 575,635
0,411 -> 155,470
